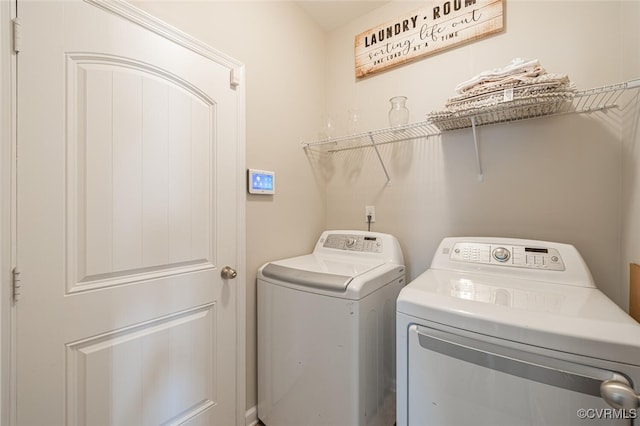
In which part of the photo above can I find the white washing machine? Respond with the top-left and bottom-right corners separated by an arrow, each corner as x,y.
258,230 -> 405,426
397,237 -> 640,426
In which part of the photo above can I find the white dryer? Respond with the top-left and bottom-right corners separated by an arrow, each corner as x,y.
258,230 -> 405,426
397,237 -> 640,426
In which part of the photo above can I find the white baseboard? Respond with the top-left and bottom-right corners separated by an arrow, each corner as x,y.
245,405 -> 259,426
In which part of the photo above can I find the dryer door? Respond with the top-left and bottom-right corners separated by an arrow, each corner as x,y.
407,325 -> 636,426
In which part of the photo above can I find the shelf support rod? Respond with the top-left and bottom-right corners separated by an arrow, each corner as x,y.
368,134 -> 391,184
471,116 -> 484,181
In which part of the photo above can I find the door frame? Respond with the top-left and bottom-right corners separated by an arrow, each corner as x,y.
1,0 -> 16,424
0,1 -> 247,424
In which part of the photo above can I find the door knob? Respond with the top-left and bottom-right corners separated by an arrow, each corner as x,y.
221,266 -> 238,280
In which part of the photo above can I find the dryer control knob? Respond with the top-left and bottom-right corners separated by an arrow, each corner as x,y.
492,247 -> 511,262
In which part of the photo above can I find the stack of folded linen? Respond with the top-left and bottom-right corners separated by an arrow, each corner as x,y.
428,58 -> 575,131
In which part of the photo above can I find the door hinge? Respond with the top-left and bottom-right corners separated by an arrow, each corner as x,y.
12,267 -> 22,302
12,18 -> 22,54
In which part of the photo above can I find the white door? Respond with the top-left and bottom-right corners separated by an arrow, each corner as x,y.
15,1 -> 244,424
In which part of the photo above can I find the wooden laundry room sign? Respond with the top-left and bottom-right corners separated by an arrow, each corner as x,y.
355,0 -> 505,79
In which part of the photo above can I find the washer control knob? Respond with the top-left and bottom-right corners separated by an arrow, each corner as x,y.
492,247 -> 511,262
345,237 -> 357,248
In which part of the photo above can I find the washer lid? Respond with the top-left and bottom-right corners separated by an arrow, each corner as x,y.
397,269 -> 640,365
261,254 -> 386,292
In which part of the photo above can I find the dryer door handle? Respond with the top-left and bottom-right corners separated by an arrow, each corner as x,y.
601,380 -> 640,410
413,325 -> 631,398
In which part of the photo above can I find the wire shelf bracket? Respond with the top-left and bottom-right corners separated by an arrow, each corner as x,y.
368,134 -> 391,185
470,116 -> 484,181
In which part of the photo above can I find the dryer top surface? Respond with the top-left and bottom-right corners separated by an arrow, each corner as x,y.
397,237 -> 640,365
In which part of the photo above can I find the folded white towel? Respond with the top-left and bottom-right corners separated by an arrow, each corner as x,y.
455,58 -> 541,93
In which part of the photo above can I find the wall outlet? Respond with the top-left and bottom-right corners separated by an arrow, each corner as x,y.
365,205 -> 376,223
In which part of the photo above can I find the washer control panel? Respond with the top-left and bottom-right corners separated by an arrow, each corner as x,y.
449,242 -> 565,271
322,233 -> 383,253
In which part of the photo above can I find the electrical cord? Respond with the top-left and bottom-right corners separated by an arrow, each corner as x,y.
367,214 -> 372,232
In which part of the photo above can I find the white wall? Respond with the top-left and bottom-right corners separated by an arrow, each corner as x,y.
621,2 -> 640,313
321,0 -> 640,311
132,1 -> 328,417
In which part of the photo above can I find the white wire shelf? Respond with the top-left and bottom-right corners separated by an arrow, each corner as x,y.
301,78 -> 640,182
301,121 -> 442,153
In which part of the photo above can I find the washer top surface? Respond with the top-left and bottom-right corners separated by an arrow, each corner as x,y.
397,237 -> 640,365
259,230 -> 405,297
262,253 -> 387,291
